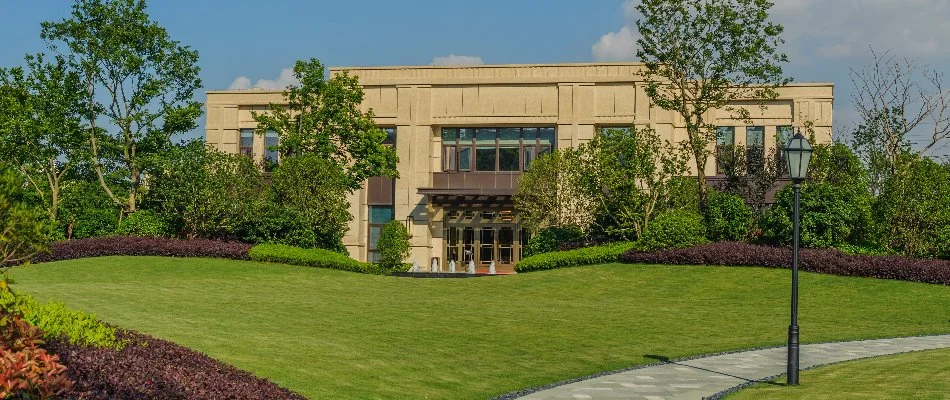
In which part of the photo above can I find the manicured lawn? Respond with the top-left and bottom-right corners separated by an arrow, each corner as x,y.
726,347 -> 950,399
9,257 -> 950,399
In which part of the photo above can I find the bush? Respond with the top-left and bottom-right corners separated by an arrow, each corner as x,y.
145,140 -> 263,240
635,209 -> 707,251
47,329 -> 306,400
31,236 -> 252,264
873,157 -> 950,258
524,226 -> 584,257
266,155 -> 352,250
621,242 -> 950,286
115,210 -> 169,237
0,289 -> 122,349
57,178 -> 122,240
759,182 -> 872,249
704,191 -> 754,242
249,243 -> 407,275
516,242 -> 635,273
0,164 -> 50,267
378,220 -> 410,268
0,310 -> 73,399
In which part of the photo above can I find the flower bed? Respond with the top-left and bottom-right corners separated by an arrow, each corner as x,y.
621,242 -> 950,285
48,328 -> 305,400
31,236 -> 252,263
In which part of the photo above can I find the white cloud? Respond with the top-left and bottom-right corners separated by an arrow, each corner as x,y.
228,68 -> 300,90
431,54 -> 484,65
592,26 -> 639,61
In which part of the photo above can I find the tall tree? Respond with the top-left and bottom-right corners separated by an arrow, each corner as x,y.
0,165 -> 50,270
635,0 -> 790,205
253,58 -> 398,190
41,0 -> 203,214
850,49 -> 950,194
0,54 -> 87,220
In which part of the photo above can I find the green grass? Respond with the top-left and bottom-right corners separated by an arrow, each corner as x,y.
726,348 -> 950,399
8,257 -> 950,399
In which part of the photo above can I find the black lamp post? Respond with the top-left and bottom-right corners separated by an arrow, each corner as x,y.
783,129 -> 812,386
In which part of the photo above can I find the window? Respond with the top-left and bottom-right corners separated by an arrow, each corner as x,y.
264,130 -> 279,164
716,127 -> 735,175
367,206 -> 394,263
239,129 -> 254,157
746,126 -> 765,172
776,125 -> 794,176
441,127 -> 555,172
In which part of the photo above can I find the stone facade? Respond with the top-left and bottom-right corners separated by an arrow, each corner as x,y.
205,62 -> 833,267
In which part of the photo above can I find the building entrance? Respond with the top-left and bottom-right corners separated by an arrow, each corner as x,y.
443,209 -> 528,270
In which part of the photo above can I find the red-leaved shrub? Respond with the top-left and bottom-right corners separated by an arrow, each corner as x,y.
46,329 -> 305,400
0,311 -> 73,399
32,236 -> 252,264
622,242 -> 950,285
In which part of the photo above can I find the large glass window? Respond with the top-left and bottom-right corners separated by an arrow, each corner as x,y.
441,127 -> 555,172
264,130 -> 279,164
368,206 -> 395,263
746,126 -> 765,172
239,129 -> 254,157
776,125 -> 794,176
716,126 -> 735,175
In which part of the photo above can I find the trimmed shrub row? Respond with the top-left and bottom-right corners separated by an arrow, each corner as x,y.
621,242 -> 950,286
0,290 -> 123,349
47,328 -> 306,400
32,236 -> 252,263
249,243 -> 410,275
515,242 -> 635,273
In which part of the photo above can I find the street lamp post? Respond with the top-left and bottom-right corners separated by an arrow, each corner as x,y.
784,129 -> 812,386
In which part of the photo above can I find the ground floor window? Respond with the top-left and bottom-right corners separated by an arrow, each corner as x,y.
368,206 -> 394,263
443,209 -> 526,267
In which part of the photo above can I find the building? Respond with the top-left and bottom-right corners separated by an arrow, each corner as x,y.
205,62 -> 833,272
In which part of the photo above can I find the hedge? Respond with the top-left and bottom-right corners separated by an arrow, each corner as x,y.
249,243 -> 410,275
515,242 -> 636,273
621,242 -> 950,286
0,290 -> 122,349
31,236 -> 252,264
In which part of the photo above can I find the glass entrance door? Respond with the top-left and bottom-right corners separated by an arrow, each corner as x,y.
444,210 -> 523,267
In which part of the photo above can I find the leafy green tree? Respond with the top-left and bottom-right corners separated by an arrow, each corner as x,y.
253,59 -> 398,190
41,0 -> 203,214
873,157 -> 950,258
514,148 -> 594,233
759,182 -> 873,249
57,176 -> 122,239
578,127 -> 692,240
0,54 -> 86,221
0,165 -> 50,271
635,0 -> 790,205
145,141 -> 262,239
704,190 -> 754,242
808,142 -> 868,194
714,144 -> 783,212
265,155 -> 351,250
377,220 -> 410,268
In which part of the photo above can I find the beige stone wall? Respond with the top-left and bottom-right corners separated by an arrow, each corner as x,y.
206,62 -> 834,263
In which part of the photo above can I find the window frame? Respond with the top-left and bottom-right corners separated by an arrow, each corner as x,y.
239,129 -> 254,158
715,126 -> 736,175
441,127 -> 555,172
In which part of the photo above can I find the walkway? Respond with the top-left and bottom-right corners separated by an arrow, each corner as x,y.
517,335 -> 950,400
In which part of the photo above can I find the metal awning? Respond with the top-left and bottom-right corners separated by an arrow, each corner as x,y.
417,188 -> 515,206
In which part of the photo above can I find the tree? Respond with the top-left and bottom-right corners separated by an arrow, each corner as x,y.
635,0 -> 790,205
0,54 -> 86,221
578,127 -> 692,240
873,157 -> 950,258
713,144 -> 783,212
0,165 -> 50,271
514,148 -> 594,233
145,141 -> 263,239
253,59 -> 398,190
41,0 -> 203,214
849,49 -> 950,195
377,220 -> 410,268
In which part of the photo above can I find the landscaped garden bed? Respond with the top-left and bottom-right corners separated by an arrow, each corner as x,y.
31,236 -> 252,263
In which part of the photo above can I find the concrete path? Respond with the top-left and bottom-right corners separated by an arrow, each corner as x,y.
518,335 -> 950,400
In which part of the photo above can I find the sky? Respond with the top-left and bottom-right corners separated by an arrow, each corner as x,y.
1,0 -> 948,159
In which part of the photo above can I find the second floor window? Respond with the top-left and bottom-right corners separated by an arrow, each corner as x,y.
746,126 -> 765,172
240,129 -> 254,157
442,127 -> 554,172
716,126 -> 735,175
264,130 -> 279,163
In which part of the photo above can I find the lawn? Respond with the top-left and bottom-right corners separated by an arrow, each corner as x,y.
8,257 -> 950,399
726,347 -> 950,399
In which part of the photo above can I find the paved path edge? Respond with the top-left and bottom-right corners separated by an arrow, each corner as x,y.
705,345 -> 950,399
491,333 -> 950,400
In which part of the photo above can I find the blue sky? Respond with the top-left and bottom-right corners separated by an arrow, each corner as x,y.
2,0 -> 949,157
